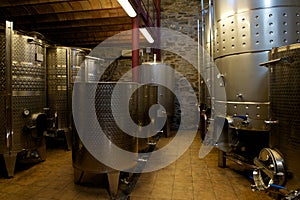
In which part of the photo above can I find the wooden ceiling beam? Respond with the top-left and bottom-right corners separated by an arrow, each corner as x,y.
4,8 -> 127,24
2,6 -> 124,18
0,0 -> 85,8
14,17 -> 131,29
40,24 -> 132,35
44,30 -> 130,40
62,39 -> 149,48
57,35 -> 148,45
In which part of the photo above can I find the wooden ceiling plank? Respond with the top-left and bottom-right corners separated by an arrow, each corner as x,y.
1,6 -> 125,18
33,4 -> 55,14
0,0 -> 85,8
89,0 -> 103,9
79,0 -> 92,10
42,24 -> 132,35
14,17 -> 130,29
45,30 -> 127,39
62,37 -> 148,48
69,1 -> 84,11
100,0 -> 113,9
7,9 -> 127,26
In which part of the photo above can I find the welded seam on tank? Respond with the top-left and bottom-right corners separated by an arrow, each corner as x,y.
215,100 -> 270,105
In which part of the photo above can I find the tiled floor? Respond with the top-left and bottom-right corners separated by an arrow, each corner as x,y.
0,132 -> 273,200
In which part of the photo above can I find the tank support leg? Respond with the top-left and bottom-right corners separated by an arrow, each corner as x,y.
107,171 -> 120,198
218,149 -> 226,168
3,153 -> 17,177
36,141 -> 47,161
64,130 -> 72,151
73,168 -> 84,184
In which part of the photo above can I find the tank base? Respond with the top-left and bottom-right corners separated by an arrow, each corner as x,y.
73,168 -> 120,198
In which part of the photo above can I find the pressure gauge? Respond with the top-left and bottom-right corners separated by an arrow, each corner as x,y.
23,109 -> 30,117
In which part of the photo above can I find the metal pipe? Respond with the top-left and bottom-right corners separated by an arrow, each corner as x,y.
132,14 -> 140,83
197,19 -> 200,104
208,0 -> 214,114
200,0 -> 206,106
66,48 -> 71,129
156,0 -> 161,61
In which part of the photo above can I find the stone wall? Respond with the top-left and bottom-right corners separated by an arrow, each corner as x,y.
100,0 -> 203,130
161,0 -> 201,39
160,0 -> 202,130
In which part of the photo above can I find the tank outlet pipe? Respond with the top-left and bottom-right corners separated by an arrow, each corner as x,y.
249,175 -> 288,190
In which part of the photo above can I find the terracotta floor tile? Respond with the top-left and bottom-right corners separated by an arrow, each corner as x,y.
172,188 -> 194,200
0,132 -> 275,200
194,190 -> 216,200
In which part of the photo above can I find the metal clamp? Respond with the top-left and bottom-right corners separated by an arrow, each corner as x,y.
259,57 -> 293,66
253,148 -> 286,191
236,93 -> 243,98
264,120 -> 279,125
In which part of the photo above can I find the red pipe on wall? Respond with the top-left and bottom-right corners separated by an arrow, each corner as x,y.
156,0 -> 161,61
131,0 -> 161,82
132,15 -> 140,83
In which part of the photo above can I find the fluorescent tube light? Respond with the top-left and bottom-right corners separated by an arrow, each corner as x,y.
117,0 -> 137,18
140,28 -> 154,43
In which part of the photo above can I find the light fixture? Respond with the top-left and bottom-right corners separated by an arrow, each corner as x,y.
117,0 -> 137,18
140,28 -> 154,43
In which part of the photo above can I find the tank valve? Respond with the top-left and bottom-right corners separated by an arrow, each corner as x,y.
286,190 -> 300,200
236,93 -> 243,98
251,184 -> 258,192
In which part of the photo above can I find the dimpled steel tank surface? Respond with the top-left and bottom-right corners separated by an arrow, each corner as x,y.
46,46 -> 86,149
261,44 -> 300,192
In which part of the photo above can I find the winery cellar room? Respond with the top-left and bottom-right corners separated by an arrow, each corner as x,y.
0,0 -> 300,199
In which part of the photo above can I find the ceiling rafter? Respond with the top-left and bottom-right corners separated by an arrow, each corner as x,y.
17,17 -> 131,30
5,8 -> 128,24
2,6 -> 124,17
41,24 -> 132,35
44,30 -> 129,40
63,37 -> 148,47
0,0 -> 85,8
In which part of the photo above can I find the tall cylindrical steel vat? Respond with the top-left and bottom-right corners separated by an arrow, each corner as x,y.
46,46 -> 86,145
267,43 -> 300,190
0,22 -> 47,177
0,24 -> 6,158
213,0 -> 300,130
210,0 -> 300,168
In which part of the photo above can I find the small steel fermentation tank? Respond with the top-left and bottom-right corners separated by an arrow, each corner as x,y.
140,62 -> 175,136
72,81 -> 139,197
71,55 -> 161,197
